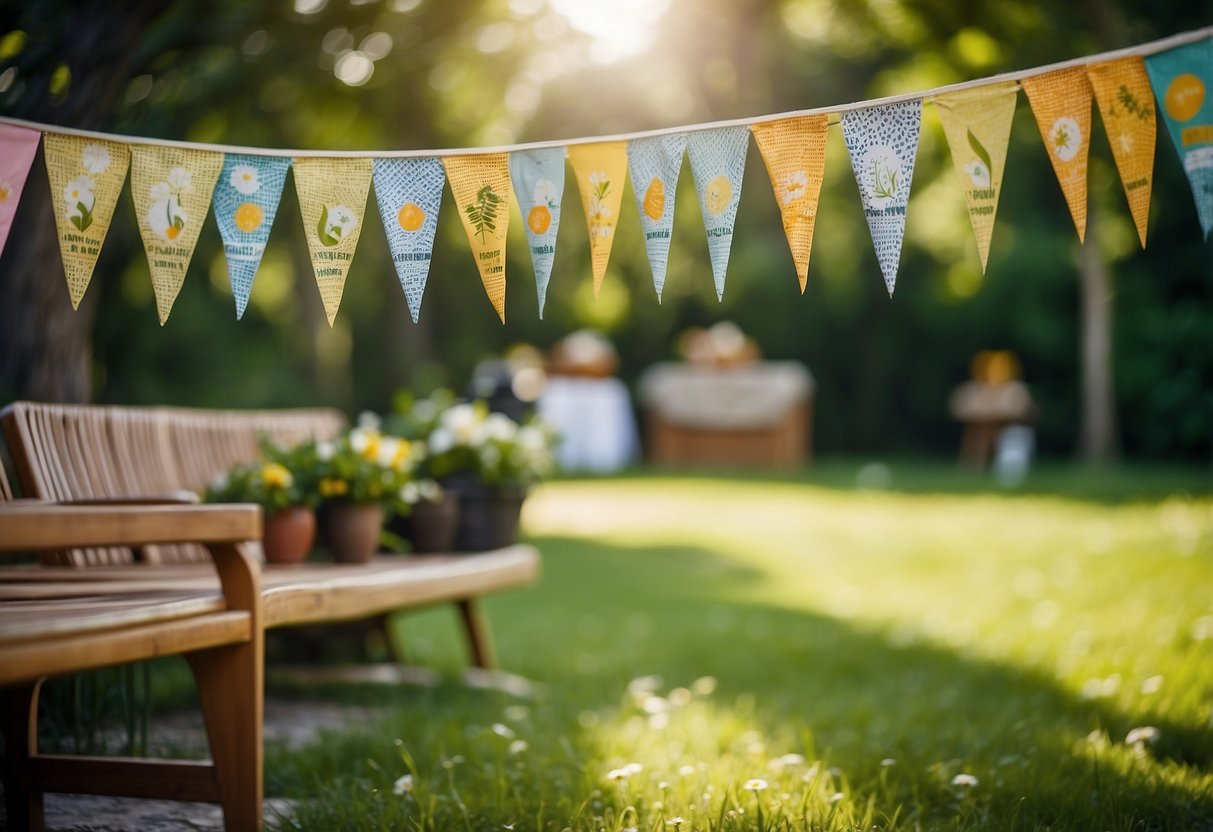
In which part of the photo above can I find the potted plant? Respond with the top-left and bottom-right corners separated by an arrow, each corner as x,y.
401,393 -> 556,551
205,456 -> 316,565
297,414 -> 415,563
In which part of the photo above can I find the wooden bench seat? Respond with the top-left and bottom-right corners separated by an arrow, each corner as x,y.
0,502 -> 265,831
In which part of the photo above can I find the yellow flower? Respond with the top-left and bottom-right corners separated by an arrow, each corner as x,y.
392,439 -> 412,470
261,462 -> 293,490
319,478 -> 349,498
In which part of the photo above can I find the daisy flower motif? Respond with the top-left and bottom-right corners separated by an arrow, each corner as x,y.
1048,117 -> 1082,163
777,170 -> 808,205
230,164 -> 260,195
393,774 -> 414,795
81,143 -> 111,175
166,167 -> 193,196
743,778 -> 768,792
532,178 -> 558,208
950,773 -> 978,788
964,159 -> 991,188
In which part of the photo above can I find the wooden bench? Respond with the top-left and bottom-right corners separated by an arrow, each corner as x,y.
0,500 -> 266,831
2,401 -> 541,669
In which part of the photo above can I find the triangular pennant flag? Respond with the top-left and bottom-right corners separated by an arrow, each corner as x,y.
568,142 -> 628,297
293,157 -> 373,327
933,82 -> 1018,272
0,125 -> 41,260
509,147 -> 565,318
627,133 -> 686,302
842,100 -> 922,296
212,153 -> 290,320
751,115 -> 829,292
44,134 -> 130,309
1022,68 -> 1093,243
1088,58 -> 1157,247
687,127 -> 749,301
130,146 -> 223,325
374,157 -> 445,323
1146,37 -> 1213,239
443,153 -> 512,322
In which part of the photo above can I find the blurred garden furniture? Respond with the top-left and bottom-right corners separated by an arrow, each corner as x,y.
638,323 -> 814,469
948,350 -> 1037,470
0,483 -> 265,830
1,402 -> 540,671
537,330 -> 638,473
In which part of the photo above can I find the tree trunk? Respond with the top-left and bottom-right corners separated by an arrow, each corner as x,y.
1077,204 -> 1118,462
0,1 -> 160,403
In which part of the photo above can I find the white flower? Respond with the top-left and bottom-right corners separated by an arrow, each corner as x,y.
667,687 -> 692,707
951,773 -> 978,787
622,762 -> 643,776
880,758 -> 896,767
357,410 -> 381,430
587,170 -> 608,188
427,427 -> 454,455
166,166 -> 193,194
328,204 -> 356,236
149,181 -> 172,202
743,778 -> 768,792
64,176 -> 96,213
777,169 -> 808,204
399,482 -> 420,504
690,676 -> 717,696
484,412 -> 518,442
829,792 -> 844,804
349,426 -> 374,455
964,159 -> 991,188
1125,726 -> 1158,745
393,774 -> 414,794
627,675 -> 662,695
81,143 -> 111,175
606,768 -> 628,781
376,437 -> 401,468
148,197 -> 187,242
230,164 -> 260,195
1048,116 -> 1082,163
491,722 -> 515,739
678,765 -> 696,777
517,426 -> 546,452
418,480 -> 442,501
316,440 -> 336,461
665,817 -> 685,828
508,739 -> 528,754
532,178 -> 557,206
778,753 -> 805,767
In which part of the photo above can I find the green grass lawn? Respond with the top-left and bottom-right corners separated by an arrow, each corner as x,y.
274,461 -> 1212,831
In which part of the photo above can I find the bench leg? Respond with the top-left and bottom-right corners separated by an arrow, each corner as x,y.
456,599 -> 496,670
187,638 -> 264,832
1,680 -> 45,831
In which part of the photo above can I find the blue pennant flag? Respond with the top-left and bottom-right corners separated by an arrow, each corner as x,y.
212,154 -> 290,319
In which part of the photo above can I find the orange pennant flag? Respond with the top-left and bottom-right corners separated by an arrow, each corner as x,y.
44,135 -> 130,309
443,153 -> 513,322
293,157 -> 373,327
130,145 -> 223,324
1088,57 -> 1156,247
1022,67 -> 1093,242
568,142 -> 628,296
751,115 -> 829,292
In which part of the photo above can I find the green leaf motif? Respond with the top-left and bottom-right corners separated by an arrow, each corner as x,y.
465,184 -> 503,243
967,128 -> 992,172
316,205 -> 339,247
70,202 -> 93,232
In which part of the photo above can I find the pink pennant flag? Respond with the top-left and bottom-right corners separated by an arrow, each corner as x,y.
0,125 -> 42,260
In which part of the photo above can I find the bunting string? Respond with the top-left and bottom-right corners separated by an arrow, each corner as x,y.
0,26 -> 1207,325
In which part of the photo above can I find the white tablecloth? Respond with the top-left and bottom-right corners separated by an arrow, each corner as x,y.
538,376 -> 638,473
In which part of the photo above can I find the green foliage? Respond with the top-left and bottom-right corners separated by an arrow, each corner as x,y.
464,184 -> 503,243
966,127 -> 992,171
204,454 -> 309,512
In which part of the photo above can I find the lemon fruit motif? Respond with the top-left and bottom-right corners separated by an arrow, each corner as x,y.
1165,73 -> 1205,122
528,205 -> 551,235
397,202 -> 425,233
233,202 -> 264,233
704,175 -> 732,216
643,177 -> 665,220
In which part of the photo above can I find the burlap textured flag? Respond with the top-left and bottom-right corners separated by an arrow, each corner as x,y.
751,115 -> 828,292
44,134 -> 130,309
933,82 -> 1018,272
444,153 -> 512,322
1022,68 -> 1093,242
568,142 -> 628,297
509,147 -> 565,318
842,100 -> 922,296
1088,58 -> 1157,246
293,156 -> 373,327
627,133 -> 686,301
131,146 -> 223,324
0,125 -> 40,260
374,157 -> 445,323
1146,38 -> 1213,239
688,127 -> 749,301
212,153 -> 290,319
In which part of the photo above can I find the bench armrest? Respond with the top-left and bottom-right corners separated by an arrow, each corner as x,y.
0,503 -> 262,552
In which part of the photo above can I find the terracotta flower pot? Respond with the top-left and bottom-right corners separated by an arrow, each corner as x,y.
262,506 -> 316,565
318,502 -> 385,563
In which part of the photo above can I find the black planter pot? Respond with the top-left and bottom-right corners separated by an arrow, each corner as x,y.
441,474 -> 526,552
390,492 -> 461,553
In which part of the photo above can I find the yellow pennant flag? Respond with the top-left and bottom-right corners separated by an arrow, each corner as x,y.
130,145 -> 223,324
751,115 -> 828,292
293,157 -> 373,327
44,135 -> 130,309
443,153 -> 513,322
1088,57 -> 1156,247
933,82 -> 1018,272
568,142 -> 628,296
1022,67 -> 1093,242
